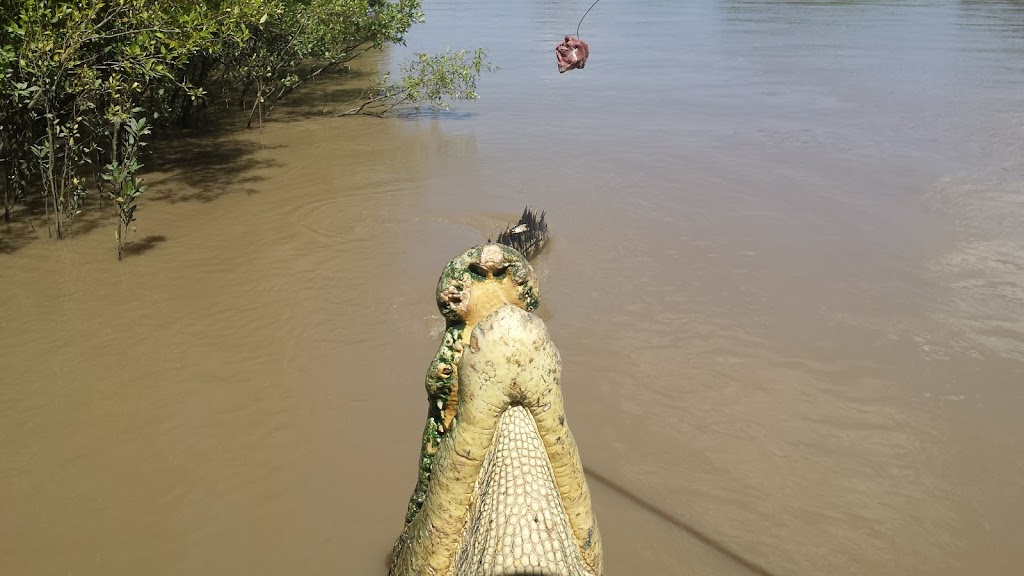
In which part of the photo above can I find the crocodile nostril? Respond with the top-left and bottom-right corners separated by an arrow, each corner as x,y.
469,263 -> 488,278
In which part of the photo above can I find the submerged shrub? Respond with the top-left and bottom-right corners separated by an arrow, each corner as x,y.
0,1 -> 490,258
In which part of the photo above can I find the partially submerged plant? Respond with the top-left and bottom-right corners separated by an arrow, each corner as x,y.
342,48 -> 494,117
100,109 -> 150,261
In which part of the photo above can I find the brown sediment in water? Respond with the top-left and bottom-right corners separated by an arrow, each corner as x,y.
3,2 -> 1024,576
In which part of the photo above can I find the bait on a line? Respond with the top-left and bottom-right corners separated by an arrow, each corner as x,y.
554,0 -> 601,73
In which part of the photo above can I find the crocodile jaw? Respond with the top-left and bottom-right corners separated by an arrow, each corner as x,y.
452,405 -> 597,575
390,305 -> 603,576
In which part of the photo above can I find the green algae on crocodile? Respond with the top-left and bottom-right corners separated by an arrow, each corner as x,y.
404,242 -> 542,526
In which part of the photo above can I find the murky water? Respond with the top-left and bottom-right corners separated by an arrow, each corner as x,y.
3,1 -> 1024,575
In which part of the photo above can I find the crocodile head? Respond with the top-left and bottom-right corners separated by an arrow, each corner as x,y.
390,246 -> 603,576
435,242 -> 541,325
425,244 -> 541,437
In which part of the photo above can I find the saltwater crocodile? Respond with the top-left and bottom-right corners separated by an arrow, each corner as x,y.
388,209 -> 604,576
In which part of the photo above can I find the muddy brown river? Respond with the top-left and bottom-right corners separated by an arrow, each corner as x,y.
2,1 -> 1024,575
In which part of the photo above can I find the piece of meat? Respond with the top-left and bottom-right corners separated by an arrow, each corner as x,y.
554,35 -> 590,73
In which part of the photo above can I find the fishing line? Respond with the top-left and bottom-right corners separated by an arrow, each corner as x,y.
555,0 -> 600,73
576,0 -> 604,39
582,465 -> 778,576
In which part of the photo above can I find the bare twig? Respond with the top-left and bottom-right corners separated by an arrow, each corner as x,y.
338,90 -> 409,116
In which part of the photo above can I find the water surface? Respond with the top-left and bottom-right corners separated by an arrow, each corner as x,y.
2,1 -> 1023,575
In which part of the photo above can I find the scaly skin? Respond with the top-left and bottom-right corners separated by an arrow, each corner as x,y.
390,245 -> 602,576
403,243 -> 541,526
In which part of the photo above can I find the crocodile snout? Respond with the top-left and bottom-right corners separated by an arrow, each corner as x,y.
469,244 -> 510,279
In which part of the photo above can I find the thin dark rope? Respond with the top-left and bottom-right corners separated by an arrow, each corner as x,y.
582,465 -> 780,576
575,0 -> 603,39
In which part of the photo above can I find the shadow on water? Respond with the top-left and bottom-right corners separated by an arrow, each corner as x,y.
143,131 -> 283,204
0,220 -> 36,254
1,66 -> 372,251
250,47 -> 482,122
65,204 -> 118,238
263,67 -> 380,123
0,199 -> 119,254
264,75 -> 481,122
122,234 -> 168,257
279,85 -> 373,117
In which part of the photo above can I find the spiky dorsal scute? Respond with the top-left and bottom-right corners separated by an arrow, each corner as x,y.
489,206 -> 550,262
